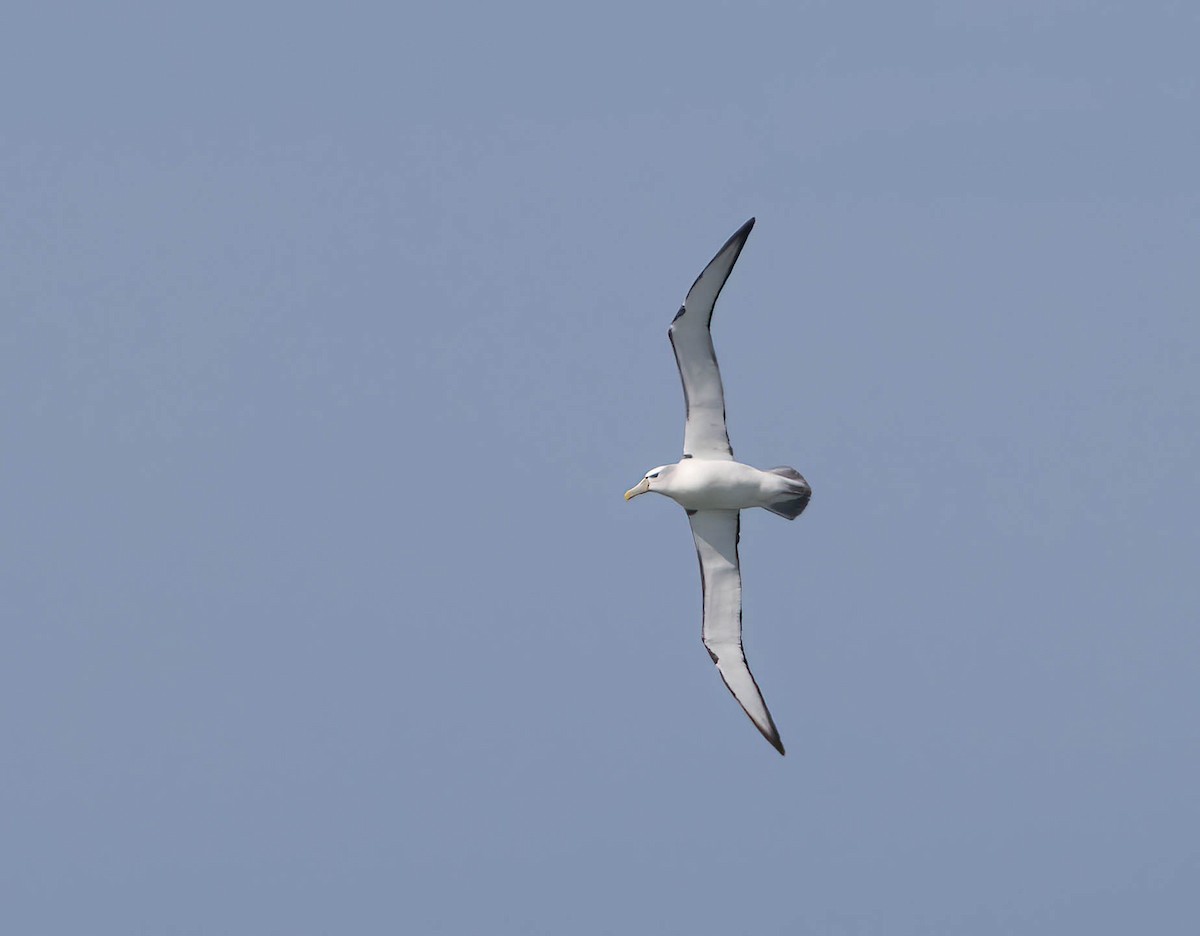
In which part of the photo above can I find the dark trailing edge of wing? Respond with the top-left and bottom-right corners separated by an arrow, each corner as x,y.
669,326 -> 692,418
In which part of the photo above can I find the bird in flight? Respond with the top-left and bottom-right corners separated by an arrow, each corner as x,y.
625,218 -> 811,755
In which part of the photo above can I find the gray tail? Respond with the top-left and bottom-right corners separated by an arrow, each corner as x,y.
764,466 -> 811,520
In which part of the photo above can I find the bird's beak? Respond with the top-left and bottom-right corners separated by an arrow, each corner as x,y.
624,478 -> 651,501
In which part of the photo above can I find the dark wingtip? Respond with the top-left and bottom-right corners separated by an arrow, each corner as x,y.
724,217 -> 755,251
759,721 -> 786,755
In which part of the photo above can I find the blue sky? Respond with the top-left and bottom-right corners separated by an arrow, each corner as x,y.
3,2 -> 1198,933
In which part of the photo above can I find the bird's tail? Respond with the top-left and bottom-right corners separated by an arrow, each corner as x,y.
763,467 -> 811,520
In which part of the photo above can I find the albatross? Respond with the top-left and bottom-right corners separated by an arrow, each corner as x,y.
625,218 -> 810,755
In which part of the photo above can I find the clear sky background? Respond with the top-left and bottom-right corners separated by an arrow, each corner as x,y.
3,2 -> 1198,934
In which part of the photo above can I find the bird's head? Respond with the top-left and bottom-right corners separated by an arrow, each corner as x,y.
625,465 -> 674,501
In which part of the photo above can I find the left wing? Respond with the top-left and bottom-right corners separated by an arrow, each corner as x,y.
668,218 -> 755,461
687,507 -> 785,755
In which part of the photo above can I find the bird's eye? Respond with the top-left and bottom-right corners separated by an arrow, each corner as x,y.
648,472 -> 659,479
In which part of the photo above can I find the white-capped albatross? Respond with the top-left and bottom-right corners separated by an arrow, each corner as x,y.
625,218 -> 810,755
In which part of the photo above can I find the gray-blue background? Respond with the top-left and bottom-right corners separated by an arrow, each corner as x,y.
4,2 -> 1198,933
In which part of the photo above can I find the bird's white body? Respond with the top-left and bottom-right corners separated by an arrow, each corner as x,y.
638,459 -> 793,511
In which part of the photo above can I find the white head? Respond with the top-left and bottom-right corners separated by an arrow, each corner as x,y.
624,465 -> 675,501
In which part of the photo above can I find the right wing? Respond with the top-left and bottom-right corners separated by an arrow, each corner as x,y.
687,507 -> 784,755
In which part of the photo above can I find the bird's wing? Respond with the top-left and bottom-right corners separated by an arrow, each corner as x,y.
668,218 -> 754,461
687,507 -> 784,754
